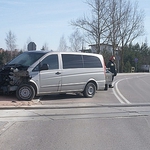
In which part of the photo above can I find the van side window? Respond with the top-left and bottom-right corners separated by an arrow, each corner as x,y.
41,54 -> 59,70
83,55 -> 102,68
62,54 -> 83,69
32,54 -> 59,71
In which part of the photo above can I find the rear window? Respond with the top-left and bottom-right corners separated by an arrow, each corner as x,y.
83,55 -> 102,68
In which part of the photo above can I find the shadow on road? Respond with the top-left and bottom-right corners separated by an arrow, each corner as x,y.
0,93 -> 84,102
40,93 -> 84,101
0,93 -> 17,101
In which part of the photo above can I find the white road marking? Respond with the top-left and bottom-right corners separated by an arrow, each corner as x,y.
113,79 -> 131,104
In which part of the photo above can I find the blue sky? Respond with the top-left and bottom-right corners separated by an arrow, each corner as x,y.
0,0 -> 150,50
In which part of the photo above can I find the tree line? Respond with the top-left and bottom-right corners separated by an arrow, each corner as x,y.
102,42 -> 150,73
0,42 -> 150,73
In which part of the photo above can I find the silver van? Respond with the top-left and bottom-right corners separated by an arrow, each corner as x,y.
0,51 -> 106,100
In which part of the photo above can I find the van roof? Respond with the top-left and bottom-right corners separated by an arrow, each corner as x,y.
24,50 -> 102,56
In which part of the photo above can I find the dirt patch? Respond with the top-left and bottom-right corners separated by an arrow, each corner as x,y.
0,95 -> 41,106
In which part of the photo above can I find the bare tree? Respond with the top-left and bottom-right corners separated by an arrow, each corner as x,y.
106,0 -> 122,54
69,30 -> 83,52
71,0 -> 112,53
71,0 -> 144,72
22,37 -> 32,51
106,0 -> 144,72
57,35 -> 68,52
115,0 -> 144,72
5,30 -> 17,58
41,43 -> 49,50
26,37 -> 32,45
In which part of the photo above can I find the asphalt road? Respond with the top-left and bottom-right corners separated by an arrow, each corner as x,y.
113,73 -> 150,104
38,72 -> 150,105
0,73 -> 150,150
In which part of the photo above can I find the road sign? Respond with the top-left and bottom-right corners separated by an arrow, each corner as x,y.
27,42 -> 36,51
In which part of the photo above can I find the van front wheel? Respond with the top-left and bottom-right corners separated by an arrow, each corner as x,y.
83,82 -> 96,98
16,84 -> 35,101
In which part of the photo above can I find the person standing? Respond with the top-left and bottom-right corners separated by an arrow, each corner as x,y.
106,56 -> 117,88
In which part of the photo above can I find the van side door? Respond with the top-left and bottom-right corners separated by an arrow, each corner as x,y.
61,54 -> 84,92
39,54 -> 61,94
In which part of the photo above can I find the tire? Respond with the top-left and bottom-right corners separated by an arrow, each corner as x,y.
16,84 -> 35,101
83,82 -> 96,98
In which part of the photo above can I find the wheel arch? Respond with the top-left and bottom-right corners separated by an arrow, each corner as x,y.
28,81 -> 38,96
84,79 -> 98,91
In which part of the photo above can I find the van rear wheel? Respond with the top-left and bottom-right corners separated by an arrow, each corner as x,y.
83,82 -> 96,98
16,84 -> 35,101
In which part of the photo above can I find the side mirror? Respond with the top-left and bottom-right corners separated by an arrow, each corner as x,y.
40,64 -> 49,71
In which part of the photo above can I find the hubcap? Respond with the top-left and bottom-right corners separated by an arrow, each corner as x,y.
20,87 -> 30,98
88,86 -> 94,95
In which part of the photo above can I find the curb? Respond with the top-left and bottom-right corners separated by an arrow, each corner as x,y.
1,103 -> 150,110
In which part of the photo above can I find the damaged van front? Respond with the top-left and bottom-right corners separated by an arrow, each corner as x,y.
0,51 -> 47,100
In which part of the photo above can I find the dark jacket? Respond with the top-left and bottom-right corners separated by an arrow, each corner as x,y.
106,60 -> 117,76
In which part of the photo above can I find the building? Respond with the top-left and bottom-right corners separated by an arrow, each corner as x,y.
80,43 -> 114,54
89,43 -> 114,54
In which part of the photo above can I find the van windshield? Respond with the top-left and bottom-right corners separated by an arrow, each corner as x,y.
8,52 -> 46,67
